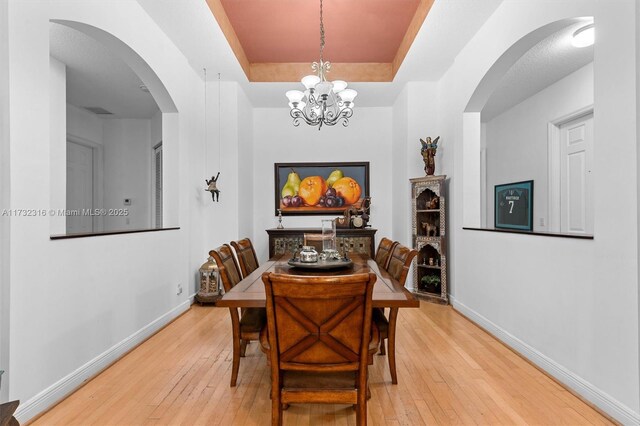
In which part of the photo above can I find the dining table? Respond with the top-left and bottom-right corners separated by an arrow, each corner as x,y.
216,252 -> 420,384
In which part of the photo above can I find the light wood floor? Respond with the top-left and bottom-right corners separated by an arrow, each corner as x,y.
32,303 -> 613,425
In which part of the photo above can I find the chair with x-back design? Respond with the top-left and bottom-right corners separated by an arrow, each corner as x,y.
210,244 -> 266,387
262,272 -> 377,426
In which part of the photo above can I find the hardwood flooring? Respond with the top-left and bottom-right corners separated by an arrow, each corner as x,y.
32,303 -> 613,425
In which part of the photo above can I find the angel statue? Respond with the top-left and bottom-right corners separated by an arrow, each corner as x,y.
420,136 -> 440,176
205,172 -> 221,202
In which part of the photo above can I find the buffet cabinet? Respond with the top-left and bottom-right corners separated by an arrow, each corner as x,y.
266,228 -> 377,259
411,175 -> 448,304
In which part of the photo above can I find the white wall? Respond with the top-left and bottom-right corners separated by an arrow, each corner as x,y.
64,104 -> 158,233
392,86 -> 409,243
251,107 -> 393,262
49,57 -> 66,235
484,62 -> 594,231
5,1 -> 214,421
201,80 -> 240,254
66,104 -> 103,144
0,0 -> 10,403
102,119 -> 152,230
237,86 -> 253,240
438,1 -> 639,422
150,109 -> 162,147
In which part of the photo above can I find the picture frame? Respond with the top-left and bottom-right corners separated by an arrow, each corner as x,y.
274,162 -> 370,216
494,180 -> 534,231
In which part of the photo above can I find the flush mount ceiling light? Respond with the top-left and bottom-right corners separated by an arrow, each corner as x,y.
572,23 -> 595,48
285,0 -> 357,130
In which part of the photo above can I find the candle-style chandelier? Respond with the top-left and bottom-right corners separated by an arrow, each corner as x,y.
285,0 -> 357,130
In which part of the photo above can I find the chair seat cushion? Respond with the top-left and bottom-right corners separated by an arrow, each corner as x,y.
240,308 -> 266,333
372,308 -> 388,334
282,371 -> 357,390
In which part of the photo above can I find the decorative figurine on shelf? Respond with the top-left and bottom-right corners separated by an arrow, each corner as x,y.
427,196 -> 440,210
205,172 -> 221,202
421,221 -> 438,237
277,209 -> 284,229
420,136 -> 440,176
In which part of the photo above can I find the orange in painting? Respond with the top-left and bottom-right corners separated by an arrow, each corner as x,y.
332,177 -> 362,205
298,176 -> 328,206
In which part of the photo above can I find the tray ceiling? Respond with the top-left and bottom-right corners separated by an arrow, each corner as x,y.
206,0 -> 434,82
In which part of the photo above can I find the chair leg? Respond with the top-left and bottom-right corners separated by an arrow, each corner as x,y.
356,391 -> 367,425
231,334 -> 241,387
272,395 -> 282,425
388,308 -> 399,385
379,338 -> 386,356
240,339 -> 248,357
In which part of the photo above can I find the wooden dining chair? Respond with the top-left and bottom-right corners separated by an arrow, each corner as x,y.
230,238 -> 260,278
262,272 -> 377,426
210,245 -> 266,387
373,242 -> 418,384
374,237 -> 398,270
302,233 -> 330,252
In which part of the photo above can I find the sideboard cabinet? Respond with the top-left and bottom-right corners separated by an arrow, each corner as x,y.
411,175 -> 448,304
266,228 -> 377,259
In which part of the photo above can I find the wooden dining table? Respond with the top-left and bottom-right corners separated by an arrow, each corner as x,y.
216,253 -> 419,309
216,253 -> 420,384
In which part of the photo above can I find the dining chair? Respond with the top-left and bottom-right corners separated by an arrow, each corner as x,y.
374,237 -> 398,270
262,271 -> 378,426
302,233 -> 330,252
230,238 -> 260,278
373,242 -> 418,384
210,244 -> 266,387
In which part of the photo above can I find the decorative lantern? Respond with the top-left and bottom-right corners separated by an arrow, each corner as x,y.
196,256 -> 220,304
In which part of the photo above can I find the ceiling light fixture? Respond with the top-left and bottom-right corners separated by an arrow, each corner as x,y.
572,23 -> 595,48
285,0 -> 357,130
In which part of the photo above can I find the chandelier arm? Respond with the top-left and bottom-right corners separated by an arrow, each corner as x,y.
291,108 -> 320,126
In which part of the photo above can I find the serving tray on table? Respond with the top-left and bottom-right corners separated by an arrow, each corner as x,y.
287,258 -> 354,270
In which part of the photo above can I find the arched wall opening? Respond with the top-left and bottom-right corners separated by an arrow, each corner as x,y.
461,17 -> 594,231
49,20 -> 180,235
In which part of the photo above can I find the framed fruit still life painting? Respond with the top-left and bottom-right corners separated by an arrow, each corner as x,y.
274,162 -> 370,216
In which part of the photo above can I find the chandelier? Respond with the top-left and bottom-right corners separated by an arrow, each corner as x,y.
285,0 -> 357,130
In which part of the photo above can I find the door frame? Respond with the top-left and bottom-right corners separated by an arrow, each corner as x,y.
151,141 -> 162,229
67,134 -> 104,232
547,105 -> 593,233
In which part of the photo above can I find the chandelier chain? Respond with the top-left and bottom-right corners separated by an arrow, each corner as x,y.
319,0 -> 325,63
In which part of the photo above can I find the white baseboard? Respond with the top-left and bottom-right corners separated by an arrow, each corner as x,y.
15,299 -> 192,423
450,296 -> 640,425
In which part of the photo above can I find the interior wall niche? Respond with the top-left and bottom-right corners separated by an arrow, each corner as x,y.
464,17 -> 595,237
49,21 -> 178,236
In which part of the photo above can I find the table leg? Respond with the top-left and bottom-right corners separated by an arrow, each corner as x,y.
388,307 -> 399,385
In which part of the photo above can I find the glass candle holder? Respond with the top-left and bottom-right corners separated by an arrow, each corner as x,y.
321,219 -> 336,252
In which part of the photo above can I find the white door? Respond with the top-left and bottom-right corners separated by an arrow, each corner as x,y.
560,113 -> 593,234
67,141 -> 94,234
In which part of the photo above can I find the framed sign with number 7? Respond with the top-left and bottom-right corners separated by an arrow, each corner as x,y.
494,180 -> 533,231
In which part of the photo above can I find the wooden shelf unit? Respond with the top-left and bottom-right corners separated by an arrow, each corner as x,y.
411,175 -> 448,304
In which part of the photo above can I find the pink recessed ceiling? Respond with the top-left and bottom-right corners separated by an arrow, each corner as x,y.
207,0 -> 434,82
219,0 -> 420,63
